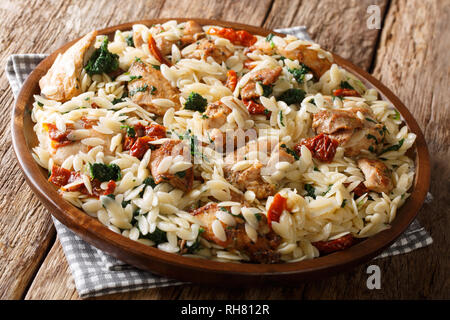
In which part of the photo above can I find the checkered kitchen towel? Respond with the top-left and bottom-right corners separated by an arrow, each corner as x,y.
6,26 -> 433,298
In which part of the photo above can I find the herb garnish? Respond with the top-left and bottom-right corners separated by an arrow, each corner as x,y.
280,144 -> 299,160
184,92 -> 208,113
380,139 -> 404,154
84,37 -> 119,75
288,64 -> 310,83
89,163 -> 122,182
120,125 -> 136,137
304,184 -> 316,199
278,88 -> 306,105
129,84 -> 148,96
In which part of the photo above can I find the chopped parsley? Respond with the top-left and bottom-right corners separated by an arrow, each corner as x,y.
365,117 -> 377,124
143,176 -> 157,188
129,75 -> 142,81
340,80 -> 355,90
380,139 -> 404,154
186,237 -> 201,254
151,64 -> 160,70
257,81 -> 273,97
288,64 -> 311,83
84,37 -> 119,75
304,184 -> 316,199
367,134 -> 379,143
255,213 -> 262,221
175,170 -> 186,178
150,85 -> 157,95
280,144 -> 299,160
278,111 -> 285,126
129,84 -> 148,96
120,125 -> 136,137
37,101 -> 43,107
184,92 -> 208,113
201,114 -> 209,119
121,200 -> 131,208
265,33 -> 275,48
322,184 -> 332,196
341,199 -> 347,208
89,163 -> 122,182
125,34 -> 134,47
112,97 -> 125,104
145,227 -> 167,245
392,109 -> 401,120
278,88 -> 306,105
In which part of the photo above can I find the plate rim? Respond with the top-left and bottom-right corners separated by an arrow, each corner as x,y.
11,18 -> 431,285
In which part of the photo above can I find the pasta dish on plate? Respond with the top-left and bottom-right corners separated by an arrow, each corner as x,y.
31,20 -> 416,263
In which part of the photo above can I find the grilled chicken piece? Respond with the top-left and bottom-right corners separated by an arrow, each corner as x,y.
249,40 -> 332,79
192,203 -> 281,263
128,60 -> 181,116
223,138 -> 294,199
278,45 -> 332,79
203,102 -> 232,129
39,31 -> 97,102
181,20 -> 205,46
132,30 -> 144,49
133,25 -> 176,56
357,158 -> 393,194
226,162 -> 277,199
312,107 -> 385,156
149,140 -> 193,192
240,66 -> 282,100
248,40 -> 277,56
152,25 -> 177,56
183,39 -> 233,64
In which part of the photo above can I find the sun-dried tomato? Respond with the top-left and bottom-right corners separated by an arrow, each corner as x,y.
207,27 -> 257,47
332,88 -> 360,97
48,165 -> 72,187
225,70 -> 238,91
124,123 -> 166,158
148,34 -> 172,66
48,165 -> 116,198
145,123 -> 166,139
243,99 -> 271,118
129,136 -> 157,159
267,193 -> 288,226
312,234 -> 356,254
352,182 -> 369,197
80,116 -> 98,129
42,123 -> 73,148
294,133 -> 339,163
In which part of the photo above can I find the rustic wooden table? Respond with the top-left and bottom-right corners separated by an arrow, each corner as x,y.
0,0 -> 448,300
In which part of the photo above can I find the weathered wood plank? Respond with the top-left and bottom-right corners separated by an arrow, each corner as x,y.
24,238 -> 79,300
158,0 -> 273,26
264,0 -> 389,71
367,0 -> 450,299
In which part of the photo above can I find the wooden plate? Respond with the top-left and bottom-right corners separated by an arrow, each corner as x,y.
11,18 -> 430,286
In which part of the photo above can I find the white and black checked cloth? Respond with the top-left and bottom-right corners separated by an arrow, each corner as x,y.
6,27 -> 433,298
